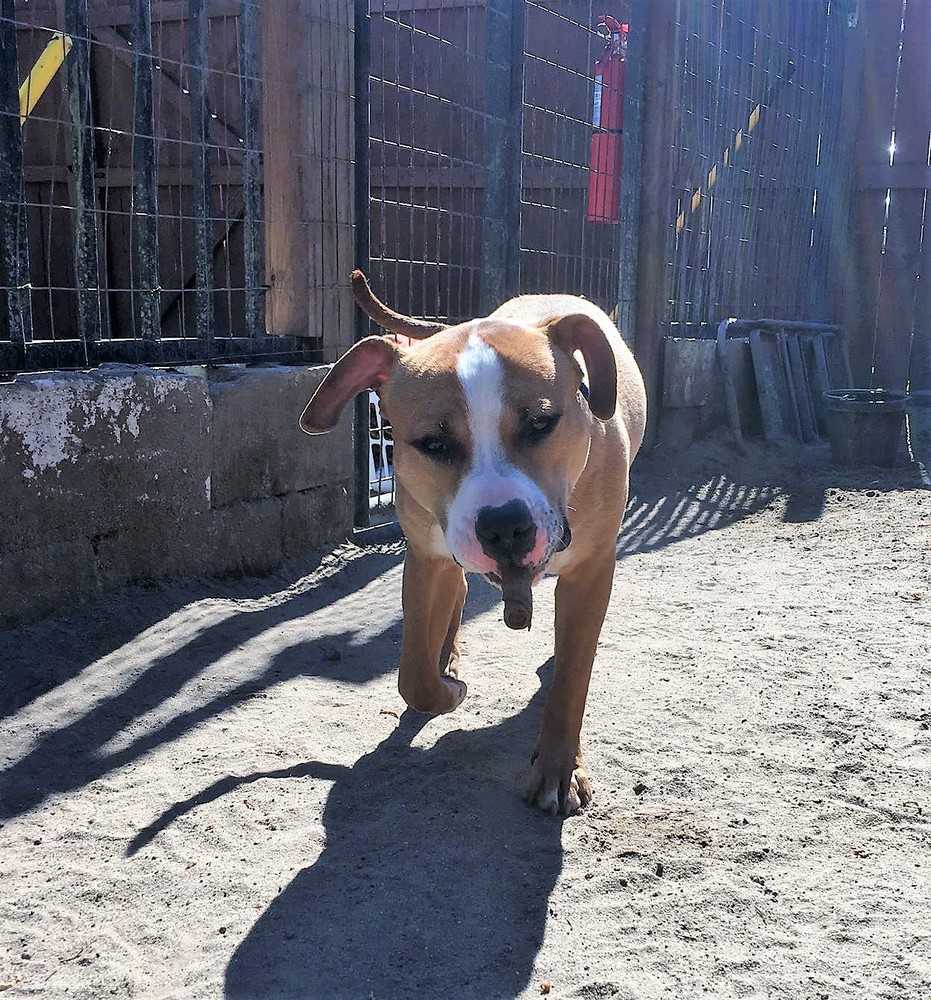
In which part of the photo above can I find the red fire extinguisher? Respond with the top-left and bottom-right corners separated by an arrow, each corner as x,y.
586,16 -> 628,223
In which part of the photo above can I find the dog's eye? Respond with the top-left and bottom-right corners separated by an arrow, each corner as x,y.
413,435 -> 457,462
523,413 -> 560,443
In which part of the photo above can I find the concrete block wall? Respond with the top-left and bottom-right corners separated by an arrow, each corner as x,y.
0,364 -> 352,628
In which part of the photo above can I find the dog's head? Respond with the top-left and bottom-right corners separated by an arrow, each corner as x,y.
301,272 -> 617,581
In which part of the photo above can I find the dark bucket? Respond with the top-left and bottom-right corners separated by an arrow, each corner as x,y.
908,390 -> 931,465
822,389 -> 910,468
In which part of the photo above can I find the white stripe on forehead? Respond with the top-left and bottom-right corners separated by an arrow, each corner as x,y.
456,331 -> 504,466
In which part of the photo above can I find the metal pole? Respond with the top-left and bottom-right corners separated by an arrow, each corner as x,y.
353,0 -> 372,528
479,0 -> 524,315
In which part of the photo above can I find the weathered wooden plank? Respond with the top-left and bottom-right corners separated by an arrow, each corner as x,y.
0,0 -> 32,345
847,0 -> 904,386
776,331 -> 804,441
786,333 -> 817,442
263,0 -> 354,349
808,335 -> 832,435
749,329 -> 787,441
131,0 -> 161,339
876,0 -> 930,392
189,0 -> 213,351
8,1 -> 243,29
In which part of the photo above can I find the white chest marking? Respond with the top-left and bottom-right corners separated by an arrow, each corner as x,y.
456,332 -> 504,468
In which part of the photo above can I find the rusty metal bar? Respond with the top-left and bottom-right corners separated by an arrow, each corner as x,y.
65,0 -> 103,362
189,0 -> 213,352
239,0 -> 262,336
131,0 -> 161,340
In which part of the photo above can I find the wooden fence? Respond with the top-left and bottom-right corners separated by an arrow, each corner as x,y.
841,0 -> 930,393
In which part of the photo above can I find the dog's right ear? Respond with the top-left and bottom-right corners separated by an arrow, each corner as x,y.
300,336 -> 399,434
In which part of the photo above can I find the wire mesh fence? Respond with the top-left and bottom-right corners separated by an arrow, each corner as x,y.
519,0 -> 629,315
3,2 -> 898,523
663,0 -> 848,338
0,0 -> 344,374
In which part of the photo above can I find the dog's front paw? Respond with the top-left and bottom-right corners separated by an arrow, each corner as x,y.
524,744 -> 592,817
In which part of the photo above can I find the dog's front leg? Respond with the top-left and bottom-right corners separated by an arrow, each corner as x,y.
397,548 -> 468,714
526,552 -> 616,816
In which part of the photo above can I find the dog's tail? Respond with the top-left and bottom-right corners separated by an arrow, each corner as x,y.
351,269 -> 448,339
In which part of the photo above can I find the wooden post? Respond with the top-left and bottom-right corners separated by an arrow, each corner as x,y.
479,0 -> 524,316
633,0 -> 677,448
262,0 -> 355,351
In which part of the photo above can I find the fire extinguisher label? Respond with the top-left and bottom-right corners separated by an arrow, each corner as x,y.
592,73 -> 603,128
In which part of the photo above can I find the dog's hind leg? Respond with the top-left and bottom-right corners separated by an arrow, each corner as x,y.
397,550 -> 468,714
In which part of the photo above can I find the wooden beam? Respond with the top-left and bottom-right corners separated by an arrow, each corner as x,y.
262,0 -> 355,344
9,1 -> 242,28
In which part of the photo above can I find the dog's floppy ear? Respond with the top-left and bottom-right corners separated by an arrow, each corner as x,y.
544,314 -> 617,420
300,336 -> 399,434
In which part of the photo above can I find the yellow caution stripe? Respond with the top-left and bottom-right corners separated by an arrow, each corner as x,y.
19,31 -> 73,125
675,60 -> 795,236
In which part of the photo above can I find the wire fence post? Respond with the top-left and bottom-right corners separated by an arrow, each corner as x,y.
479,0 -> 524,316
633,0 -> 677,448
353,0 -> 371,528
239,0 -> 263,338
189,0 -> 214,354
0,0 -> 32,351
131,0 -> 161,342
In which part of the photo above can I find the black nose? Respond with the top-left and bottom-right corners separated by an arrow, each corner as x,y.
475,500 -> 536,564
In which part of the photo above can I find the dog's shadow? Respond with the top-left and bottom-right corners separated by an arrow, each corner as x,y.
223,661 -> 563,999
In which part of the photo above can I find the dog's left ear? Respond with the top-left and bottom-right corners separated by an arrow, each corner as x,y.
300,336 -> 399,434
545,314 -> 617,420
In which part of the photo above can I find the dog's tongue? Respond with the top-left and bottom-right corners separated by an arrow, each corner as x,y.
499,565 -> 533,631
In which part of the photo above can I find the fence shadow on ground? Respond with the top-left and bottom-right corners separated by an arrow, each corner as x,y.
223,662 -> 560,1000
0,544 -> 503,825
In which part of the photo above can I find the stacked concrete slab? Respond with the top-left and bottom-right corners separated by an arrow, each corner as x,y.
0,365 -> 352,628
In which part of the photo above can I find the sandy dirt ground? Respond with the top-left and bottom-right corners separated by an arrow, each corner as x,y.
1,440 -> 929,1000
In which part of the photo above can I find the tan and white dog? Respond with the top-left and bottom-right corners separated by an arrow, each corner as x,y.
301,272 -> 646,815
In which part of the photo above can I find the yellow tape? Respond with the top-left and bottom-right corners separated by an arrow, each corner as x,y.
19,32 -> 73,125
675,71 -> 788,236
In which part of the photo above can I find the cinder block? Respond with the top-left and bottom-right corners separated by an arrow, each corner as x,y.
208,365 -> 353,508
281,481 -> 352,559
0,538 -> 99,630
0,366 -> 211,554
210,497 -> 284,577
663,338 -> 719,408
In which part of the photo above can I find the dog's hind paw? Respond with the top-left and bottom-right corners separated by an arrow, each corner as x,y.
399,674 -> 467,715
524,747 -> 593,817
